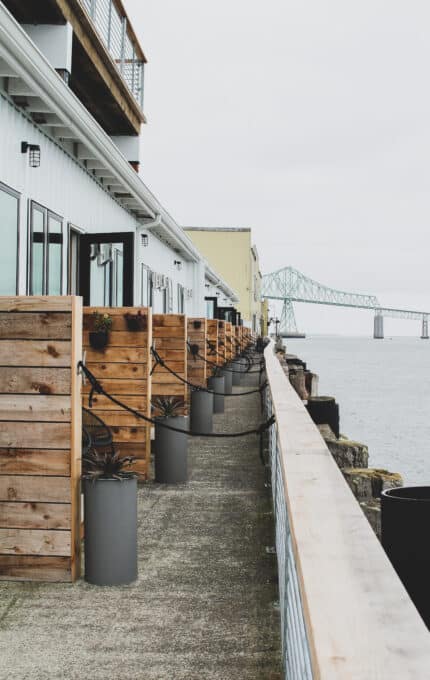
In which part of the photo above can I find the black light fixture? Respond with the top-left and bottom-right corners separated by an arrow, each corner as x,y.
141,232 -> 149,247
205,283 -> 210,289
21,142 -> 41,168
174,259 -> 182,271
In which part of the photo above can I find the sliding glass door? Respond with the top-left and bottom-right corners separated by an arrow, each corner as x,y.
0,182 -> 19,295
29,201 -> 63,295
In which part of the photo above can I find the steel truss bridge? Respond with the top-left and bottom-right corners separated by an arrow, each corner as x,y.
262,266 -> 429,339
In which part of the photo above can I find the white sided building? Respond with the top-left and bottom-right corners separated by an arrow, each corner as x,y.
0,0 -> 238,316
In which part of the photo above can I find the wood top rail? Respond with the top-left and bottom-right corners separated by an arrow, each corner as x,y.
264,343 -> 430,679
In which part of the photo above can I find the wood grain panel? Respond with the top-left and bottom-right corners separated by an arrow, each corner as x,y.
0,296 -> 81,582
0,449 -> 70,476
85,346 -> 146,364
0,313 -> 72,340
0,476 -> 71,503
83,307 -> 151,480
0,529 -> 70,556
0,555 -> 71,582
0,395 -> 71,422
0,423 -> 71,449
83,331 -> 149,347
0,297 -> 72,313
0,341 -> 72,367
0,502 -> 70,530
86,362 -> 146,379
0,368 -> 71,395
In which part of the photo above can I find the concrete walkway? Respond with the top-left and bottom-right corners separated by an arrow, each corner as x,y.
0,376 -> 281,679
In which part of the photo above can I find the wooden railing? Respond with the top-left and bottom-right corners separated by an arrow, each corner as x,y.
264,342 -> 430,679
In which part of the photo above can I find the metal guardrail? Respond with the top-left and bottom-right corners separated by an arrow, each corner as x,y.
80,0 -> 145,109
265,387 -> 314,679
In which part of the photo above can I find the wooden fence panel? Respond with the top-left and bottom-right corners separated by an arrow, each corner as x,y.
187,318 -> 207,388
82,307 -> 152,479
0,296 -> 82,582
152,314 -> 187,415
217,321 -> 226,366
224,322 -> 233,362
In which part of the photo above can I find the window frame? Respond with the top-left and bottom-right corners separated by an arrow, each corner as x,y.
0,181 -> 20,296
28,200 -> 63,296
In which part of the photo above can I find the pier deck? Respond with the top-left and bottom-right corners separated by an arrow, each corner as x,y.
0,377 -> 281,679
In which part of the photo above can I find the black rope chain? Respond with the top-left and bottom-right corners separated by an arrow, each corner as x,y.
78,361 -> 275,438
188,342 -> 264,375
151,347 -> 267,397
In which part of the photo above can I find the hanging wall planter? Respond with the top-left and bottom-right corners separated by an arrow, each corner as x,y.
82,449 -> 138,586
193,320 -> 202,330
89,311 -> 112,350
152,397 -> 188,484
124,311 -> 147,332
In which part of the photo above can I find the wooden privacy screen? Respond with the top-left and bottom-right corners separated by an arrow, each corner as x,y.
235,326 -> 241,355
224,322 -> 233,362
152,314 -> 187,415
187,318 -> 207,388
83,307 -> 152,479
0,296 -> 82,582
217,321 -> 226,366
206,320 -> 218,368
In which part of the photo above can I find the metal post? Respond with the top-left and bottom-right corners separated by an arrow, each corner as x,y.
107,0 -> 113,49
120,16 -> 126,74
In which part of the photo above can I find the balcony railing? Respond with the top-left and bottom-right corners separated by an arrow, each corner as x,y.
80,0 -> 145,109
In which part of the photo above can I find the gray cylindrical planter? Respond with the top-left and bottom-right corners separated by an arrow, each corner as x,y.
208,376 -> 225,413
231,361 -> 242,386
83,476 -> 137,586
154,416 -> 188,484
190,389 -> 214,433
219,368 -> 232,394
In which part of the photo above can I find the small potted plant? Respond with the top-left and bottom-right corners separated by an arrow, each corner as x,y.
89,311 -> 112,350
124,310 -> 147,332
192,319 -> 202,330
82,448 -> 137,586
152,396 -> 188,484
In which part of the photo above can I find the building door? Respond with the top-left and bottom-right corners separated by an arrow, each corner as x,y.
79,232 -> 134,307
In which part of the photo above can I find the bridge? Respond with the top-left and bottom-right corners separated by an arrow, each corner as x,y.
262,266 -> 429,339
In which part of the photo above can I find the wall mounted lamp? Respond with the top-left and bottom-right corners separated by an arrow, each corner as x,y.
174,260 -> 182,271
21,142 -> 41,168
141,233 -> 149,247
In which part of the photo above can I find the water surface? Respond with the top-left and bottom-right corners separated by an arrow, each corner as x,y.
286,336 -> 430,485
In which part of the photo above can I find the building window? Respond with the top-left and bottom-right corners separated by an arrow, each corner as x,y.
0,182 -> 19,295
140,265 -> 153,307
177,284 -> 185,313
29,201 -> 63,295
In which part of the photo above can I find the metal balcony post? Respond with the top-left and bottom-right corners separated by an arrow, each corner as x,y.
107,0 -> 113,50
120,16 -> 126,74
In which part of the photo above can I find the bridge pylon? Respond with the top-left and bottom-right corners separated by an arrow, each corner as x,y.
421,316 -> 429,339
374,313 -> 384,339
279,299 -> 305,338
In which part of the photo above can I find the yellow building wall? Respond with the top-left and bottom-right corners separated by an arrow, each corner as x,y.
185,229 -> 254,323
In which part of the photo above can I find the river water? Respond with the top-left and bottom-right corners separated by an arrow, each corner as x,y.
285,336 -> 430,485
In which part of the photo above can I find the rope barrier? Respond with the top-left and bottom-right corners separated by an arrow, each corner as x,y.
151,347 -> 267,397
78,361 -> 275,439
188,342 -> 263,375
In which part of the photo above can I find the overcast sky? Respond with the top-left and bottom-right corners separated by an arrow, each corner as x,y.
126,0 -> 430,335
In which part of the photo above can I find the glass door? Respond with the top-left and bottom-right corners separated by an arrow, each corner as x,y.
79,232 -> 134,307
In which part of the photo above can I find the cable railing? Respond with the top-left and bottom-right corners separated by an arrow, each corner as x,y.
265,380 -> 313,679
79,0 -> 145,109
264,342 -> 430,679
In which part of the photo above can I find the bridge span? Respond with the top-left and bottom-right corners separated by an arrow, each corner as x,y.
262,267 -> 429,339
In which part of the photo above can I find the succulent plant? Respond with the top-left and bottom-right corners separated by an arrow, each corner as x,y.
151,396 -> 185,418
83,448 -> 136,481
92,311 -> 113,333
